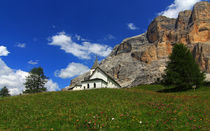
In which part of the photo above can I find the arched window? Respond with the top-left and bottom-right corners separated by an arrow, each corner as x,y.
94,83 -> 96,88
87,84 -> 89,89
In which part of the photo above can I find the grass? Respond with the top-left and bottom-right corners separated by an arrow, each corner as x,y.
0,85 -> 209,130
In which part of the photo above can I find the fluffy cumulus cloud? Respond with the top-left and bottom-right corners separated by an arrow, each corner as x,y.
0,46 -> 10,56
158,0 -> 201,18
0,58 -> 60,96
48,32 -> 112,59
0,59 -> 27,95
45,79 -> 60,92
55,62 -> 89,79
128,23 -> 139,30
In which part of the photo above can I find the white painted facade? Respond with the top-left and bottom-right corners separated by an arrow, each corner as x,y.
71,67 -> 121,91
72,85 -> 82,91
81,79 -> 107,90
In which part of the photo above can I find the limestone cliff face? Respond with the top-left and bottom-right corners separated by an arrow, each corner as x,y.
189,1 -> 210,43
141,1 -> 210,71
66,1 -> 210,90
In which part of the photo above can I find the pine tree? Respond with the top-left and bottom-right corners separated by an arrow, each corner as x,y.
0,86 -> 10,97
24,67 -> 48,94
162,44 -> 205,90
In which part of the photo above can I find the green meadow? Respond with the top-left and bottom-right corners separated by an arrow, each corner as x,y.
0,85 -> 209,130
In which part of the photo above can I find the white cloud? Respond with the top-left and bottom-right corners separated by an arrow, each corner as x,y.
74,34 -> 87,41
0,59 -> 28,95
128,23 -> 139,30
158,0 -> 201,18
75,34 -> 81,41
28,60 -> 39,65
16,43 -> 26,48
0,58 -> 60,96
55,62 -> 89,79
45,79 -> 60,92
48,32 -> 112,59
0,46 -> 10,56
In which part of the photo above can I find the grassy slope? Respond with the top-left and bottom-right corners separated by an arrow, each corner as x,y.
0,85 -> 209,130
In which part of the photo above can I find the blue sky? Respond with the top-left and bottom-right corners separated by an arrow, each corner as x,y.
0,0 -> 204,95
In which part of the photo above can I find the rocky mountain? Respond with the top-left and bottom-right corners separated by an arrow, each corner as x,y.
65,1 -> 210,90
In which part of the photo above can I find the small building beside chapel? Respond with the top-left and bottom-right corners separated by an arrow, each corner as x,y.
70,57 -> 121,91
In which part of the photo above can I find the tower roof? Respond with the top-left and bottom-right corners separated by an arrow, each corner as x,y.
91,56 -> 99,69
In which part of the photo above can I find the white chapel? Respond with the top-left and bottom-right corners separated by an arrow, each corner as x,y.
71,57 -> 121,91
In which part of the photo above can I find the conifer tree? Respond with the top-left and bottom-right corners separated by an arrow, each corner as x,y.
0,86 -> 10,97
162,44 -> 205,90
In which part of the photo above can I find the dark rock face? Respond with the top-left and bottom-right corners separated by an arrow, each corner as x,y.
66,1 -> 210,90
115,42 -> 132,55
176,10 -> 192,30
192,43 -> 210,72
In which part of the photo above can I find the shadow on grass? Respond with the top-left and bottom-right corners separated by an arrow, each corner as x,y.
204,82 -> 210,86
157,88 -> 190,93
157,87 -> 191,93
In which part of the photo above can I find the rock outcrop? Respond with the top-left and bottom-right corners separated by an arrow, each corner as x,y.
66,1 -> 210,89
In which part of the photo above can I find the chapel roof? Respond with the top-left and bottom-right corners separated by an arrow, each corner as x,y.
82,56 -> 121,88
89,67 -> 121,87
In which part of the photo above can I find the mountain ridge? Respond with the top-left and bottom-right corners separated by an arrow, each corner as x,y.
65,1 -> 210,90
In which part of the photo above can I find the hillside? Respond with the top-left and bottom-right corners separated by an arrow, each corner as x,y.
67,1 -> 210,89
0,86 -> 209,130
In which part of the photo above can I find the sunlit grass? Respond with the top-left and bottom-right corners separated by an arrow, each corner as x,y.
0,85 -> 209,130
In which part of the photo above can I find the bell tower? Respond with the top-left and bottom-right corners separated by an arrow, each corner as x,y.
90,56 -> 99,75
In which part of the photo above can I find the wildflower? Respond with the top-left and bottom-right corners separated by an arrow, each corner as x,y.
112,118 -> 114,120
139,121 -> 142,124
